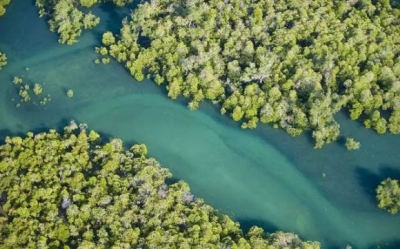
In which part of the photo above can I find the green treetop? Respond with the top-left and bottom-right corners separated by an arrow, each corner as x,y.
345,137 -> 360,150
377,178 -> 400,214
66,89 -> 74,98
0,52 -> 6,70
0,0 -> 10,17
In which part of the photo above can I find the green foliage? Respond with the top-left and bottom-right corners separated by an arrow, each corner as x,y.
376,178 -> 400,214
10,76 -> 51,107
345,137 -> 360,150
0,125 -> 320,248
79,0 -> 97,8
36,0 -> 100,44
17,83 -> 51,105
66,89 -> 74,98
131,144 -> 148,156
12,76 -> 22,84
18,84 -> 30,102
39,96 -> 51,105
102,31 -> 115,46
0,0 -> 10,17
101,57 -> 110,64
99,47 -> 108,55
0,52 -> 6,69
33,83 -> 43,95
102,0 -> 400,148
35,0 -> 134,44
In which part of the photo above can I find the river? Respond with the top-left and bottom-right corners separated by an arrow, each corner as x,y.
0,1 -> 400,248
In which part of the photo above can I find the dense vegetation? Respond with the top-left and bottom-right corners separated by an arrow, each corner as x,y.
0,124 -> 321,248
0,0 -> 9,70
35,0 -> 133,44
0,52 -> 6,70
95,0 -> 400,148
0,0 -> 6,70
376,178 -> 400,214
0,0 -> 10,16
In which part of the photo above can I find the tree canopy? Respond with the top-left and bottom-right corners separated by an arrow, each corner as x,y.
0,123 -> 320,248
0,0 -> 10,17
99,0 -> 400,148
0,0 -> 8,71
0,52 -> 6,70
35,0 -> 133,44
376,178 -> 400,214
344,137 -> 360,150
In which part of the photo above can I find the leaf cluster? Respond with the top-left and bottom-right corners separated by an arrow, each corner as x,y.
0,52 -> 6,70
345,137 -> 360,150
0,0 -> 10,17
377,178 -> 400,214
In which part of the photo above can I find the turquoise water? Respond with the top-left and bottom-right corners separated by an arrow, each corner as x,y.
1,1 -> 400,248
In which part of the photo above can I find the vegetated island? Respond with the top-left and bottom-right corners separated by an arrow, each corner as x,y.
0,122 -> 321,248
377,177 -> 400,215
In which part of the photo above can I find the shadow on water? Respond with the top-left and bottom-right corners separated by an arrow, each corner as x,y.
0,118 -> 69,145
380,166 -> 400,180
336,135 -> 347,148
98,2 -> 130,34
91,2 -> 132,43
198,101 -> 245,129
235,218 -> 349,249
236,218 -> 279,235
31,119 -> 76,135
367,239 -> 400,249
0,129 -> 24,142
355,167 -> 382,205
165,177 -> 180,186
0,122 -> 67,143
53,118 -> 136,148
354,166 -> 400,205
301,130 -> 317,148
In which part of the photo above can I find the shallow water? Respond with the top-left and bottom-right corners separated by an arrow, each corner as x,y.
1,1 -> 400,248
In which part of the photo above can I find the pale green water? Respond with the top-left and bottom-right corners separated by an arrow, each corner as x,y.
1,1 -> 400,248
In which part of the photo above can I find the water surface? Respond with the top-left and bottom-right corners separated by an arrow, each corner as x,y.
1,1 -> 400,248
